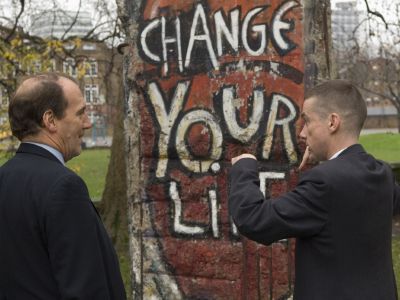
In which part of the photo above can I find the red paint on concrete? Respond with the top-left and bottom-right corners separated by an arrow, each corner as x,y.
137,0 -> 305,298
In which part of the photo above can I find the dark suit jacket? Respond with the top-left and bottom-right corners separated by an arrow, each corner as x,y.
0,143 -> 126,299
229,144 -> 400,300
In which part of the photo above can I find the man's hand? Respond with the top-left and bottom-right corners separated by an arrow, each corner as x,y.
231,154 -> 257,165
299,146 -> 311,171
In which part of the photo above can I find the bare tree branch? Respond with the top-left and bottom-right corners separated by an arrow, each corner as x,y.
60,0 -> 82,40
5,0 -> 25,42
82,20 -> 115,40
388,84 -> 400,103
363,0 -> 388,29
358,84 -> 400,110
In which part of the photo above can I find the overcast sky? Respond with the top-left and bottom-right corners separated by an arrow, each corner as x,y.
331,0 -> 399,54
1,0 -> 396,26
0,0 -> 397,54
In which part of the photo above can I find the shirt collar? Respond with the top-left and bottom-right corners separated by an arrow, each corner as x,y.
329,147 -> 348,160
24,142 -> 65,165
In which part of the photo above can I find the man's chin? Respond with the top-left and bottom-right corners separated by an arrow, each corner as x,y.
75,147 -> 82,157
65,149 -> 82,163
308,151 -> 319,164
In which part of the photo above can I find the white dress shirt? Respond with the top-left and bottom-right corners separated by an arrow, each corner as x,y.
329,147 -> 347,160
24,142 -> 65,165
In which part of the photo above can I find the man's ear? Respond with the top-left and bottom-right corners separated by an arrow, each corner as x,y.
328,113 -> 340,133
42,110 -> 57,133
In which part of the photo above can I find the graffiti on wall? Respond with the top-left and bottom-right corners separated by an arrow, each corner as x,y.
140,1 -> 300,74
133,0 -> 303,298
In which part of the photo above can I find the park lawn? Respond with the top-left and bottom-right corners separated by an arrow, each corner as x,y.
359,133 -> 400,162
65,148 -> 110,200
0,148 -> 110,201
360,133 -> 400,295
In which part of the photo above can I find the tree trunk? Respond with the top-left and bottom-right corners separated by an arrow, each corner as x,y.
98,1 -> 142,299
303,0 -> 336,84
397,112 -> 400,133
98,89 -> 132,297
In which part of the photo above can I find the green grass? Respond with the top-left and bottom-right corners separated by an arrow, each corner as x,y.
360,133 -> 400,163
66,149 -> 110,200
359,133 -> 400,295
0,148 -> 110,200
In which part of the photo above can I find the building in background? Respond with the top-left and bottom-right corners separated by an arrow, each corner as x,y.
30,9 -> 93,39
361,58 -> 399,130
0,9 -> 122,147
331,1 -> 361,58
331,1 -> 399,132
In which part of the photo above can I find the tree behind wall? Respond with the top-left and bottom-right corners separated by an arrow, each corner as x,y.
332,1 -> 400,132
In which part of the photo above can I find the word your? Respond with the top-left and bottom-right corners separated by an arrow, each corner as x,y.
147,80 -> 299,179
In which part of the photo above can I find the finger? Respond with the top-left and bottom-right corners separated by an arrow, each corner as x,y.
231,157 -> 238,165
298,146 -> 310,171
231,156 -> 242,165
231,154 -> 256,165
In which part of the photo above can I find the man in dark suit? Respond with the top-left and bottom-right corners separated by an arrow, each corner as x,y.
229,80 -> 400,299
0,73 -> 126,299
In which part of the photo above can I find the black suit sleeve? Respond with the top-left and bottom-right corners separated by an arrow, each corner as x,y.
44,174 -> 113,299
393,174 -> 400,216
229,158 -> 329,245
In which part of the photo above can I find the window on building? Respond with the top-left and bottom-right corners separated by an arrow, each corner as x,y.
88,111 -> 97,124
85,84 -> 99,104
64,44 -> 75,50
85,60 -> 98,77
63,58 -> 77,77
83,43 -> 96,51
46,59 -> 56,72
28,61 -> 42,74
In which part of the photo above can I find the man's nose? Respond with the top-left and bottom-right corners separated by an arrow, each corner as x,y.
83,115 -> 92,129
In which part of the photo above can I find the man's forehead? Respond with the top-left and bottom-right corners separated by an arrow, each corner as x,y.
300,97 -> 320,120
60,78 -> 82,99
301,97 -> 314,111
63,82 -> 85,110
